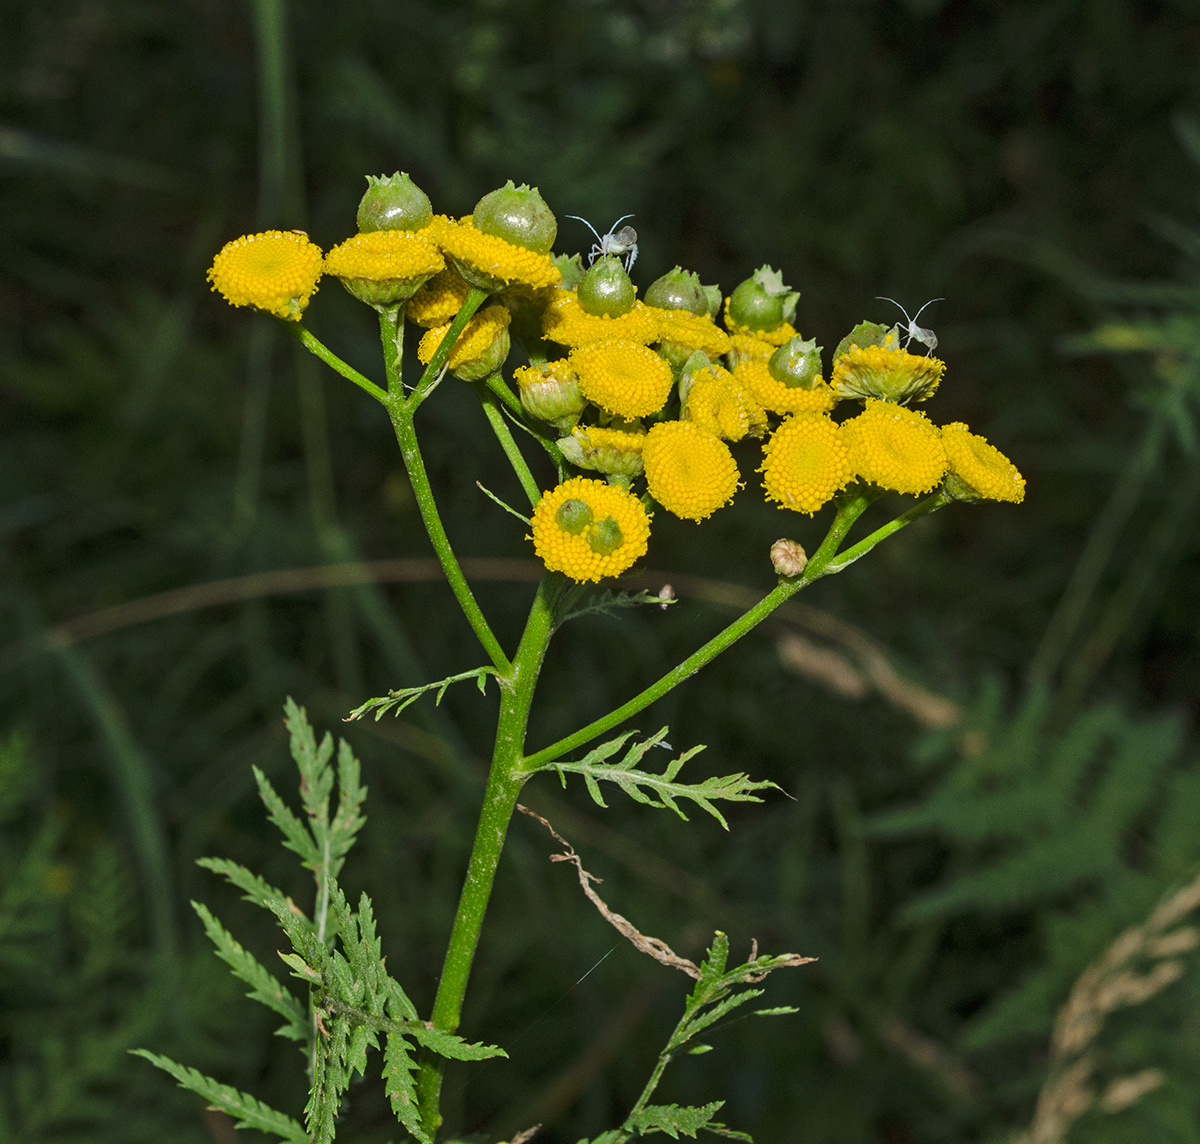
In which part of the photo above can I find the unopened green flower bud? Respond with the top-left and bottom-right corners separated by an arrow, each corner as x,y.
357,173 -> 433,233
645,266 -> 721,318
557,425 -> 645,483
513,361 -> 586,432
472,181 -> 557,254
588,516 -> 624,555
577,255 -> 637,318
768,336 -> 823,390
728,265 -> 799,332
556,498 -> 594,535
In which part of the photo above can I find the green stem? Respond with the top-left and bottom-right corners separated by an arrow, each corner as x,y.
406,287 -> 489,411
484,372 -> 566,469
378,304 -> 405,397
475,374 -> 542,509
388,405 -> 511,674
522,491 -> 877,772
416,573 -> 566,1134
822,488 -> 951,575
284,321 -> 387,403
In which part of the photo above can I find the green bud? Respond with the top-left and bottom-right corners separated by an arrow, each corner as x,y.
577,255 -> 637,318
587,516 -> 624,555
645,266 -> 721,318
768,336 -> 823,390
472,180 -> 557,254
728,265 -> 799,332
556,498 -> 594,535
357,172 -> 433,233
516,363 -> 586,432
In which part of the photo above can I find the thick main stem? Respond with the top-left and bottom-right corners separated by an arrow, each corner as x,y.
416,574 -> 563,1135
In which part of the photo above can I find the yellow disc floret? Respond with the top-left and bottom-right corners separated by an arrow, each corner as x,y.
760,414 -> 852,514
530,477 -> 651,582
734,359 -> 836,416
207,231 -> 323,320
542,290 -> 660,346
650,308 -> 733,356
941,422 -> 1026,503
569,340 -> 674,419
683,364 -> 767,442
417,304 -> 512,381
406,267 -> 473,327
840,399 -> 947,494
438,217 -> 562,290
643,420 -> 739,521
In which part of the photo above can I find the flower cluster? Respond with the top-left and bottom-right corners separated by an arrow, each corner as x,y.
206,175 -> 1026,583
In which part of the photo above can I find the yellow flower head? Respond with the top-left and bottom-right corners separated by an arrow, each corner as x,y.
831,338 -> 945,404
734,359 -> 837,416
724,299 -> 797,346
323,230 -> 445,306
207,231 -> 323,320
941,422 -> 1026,503
417,304 -> 512,381
643,420 -> 739,521
406,267 -> 473,327
840,399 -> 947,494
760,414 -> 853,514
649,307 -> 733,357
438,217 -> 562,291
569,340 -> 674,419
541,290 -> 660,346
683,364 -> 767,442
726,331 -> 778,368
530,476 -> 650,582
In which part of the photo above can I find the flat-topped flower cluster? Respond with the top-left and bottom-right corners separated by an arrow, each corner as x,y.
207,175 -> 1025,584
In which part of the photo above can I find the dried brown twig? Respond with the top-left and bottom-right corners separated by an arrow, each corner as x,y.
1013,870 -> 1200,1144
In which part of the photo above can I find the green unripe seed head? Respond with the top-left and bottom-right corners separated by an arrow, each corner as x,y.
556,498 -> 593,535
768,336 -> 823,389
645,266 -> 720,318
587,516 -> 624,555
728,265 -> 800,332
577,256 -> 637,317
472,181 -> 557,254
357,172 -> 433,233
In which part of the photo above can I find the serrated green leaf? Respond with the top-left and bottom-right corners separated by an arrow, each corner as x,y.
405,1023 -> 507,1061
192,902 -> 307,1041
629,1100 -> 726,1137
254,765 -> 321,870
197,856 -> 294,913
132,1050 -> 307,1142
347,667 -> 496,722
548,731 -> 776,829
384,1030 -> 430,1143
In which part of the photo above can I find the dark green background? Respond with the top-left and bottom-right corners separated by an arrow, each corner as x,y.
5,1 -> 1200,1141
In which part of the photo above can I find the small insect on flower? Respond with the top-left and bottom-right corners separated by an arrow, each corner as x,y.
876,296 -> 945,355
566,214 -> 639,271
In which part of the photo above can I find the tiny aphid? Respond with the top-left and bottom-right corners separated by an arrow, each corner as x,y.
566,214 -> 639,272
876,296 -> 945,355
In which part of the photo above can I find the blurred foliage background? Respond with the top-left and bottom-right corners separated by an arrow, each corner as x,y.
5,0 -> 1200,1141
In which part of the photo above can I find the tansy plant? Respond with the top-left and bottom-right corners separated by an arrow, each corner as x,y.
141,173 -> 1025,1143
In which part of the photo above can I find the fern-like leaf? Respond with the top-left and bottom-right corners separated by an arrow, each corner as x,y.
547,728 -> 777,829
629,1101 -> 727,1138
347,666 -> 495,722
192,902 -> 307,1042
132,1051 -> 307,1142
561,587 -> 677,625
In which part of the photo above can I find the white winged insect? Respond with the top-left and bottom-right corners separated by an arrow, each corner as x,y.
565,213 -> 639,272
876,296 -> 944,355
